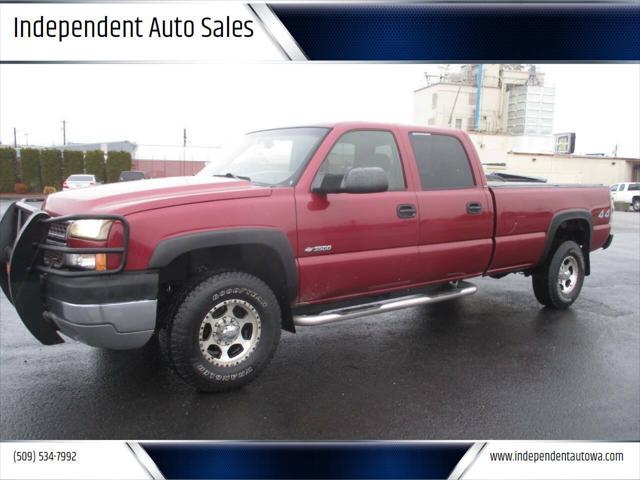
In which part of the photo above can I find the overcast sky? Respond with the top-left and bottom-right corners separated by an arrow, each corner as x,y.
1,63 -> 638,157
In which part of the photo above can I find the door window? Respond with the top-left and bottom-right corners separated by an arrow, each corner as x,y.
409,133 -> 475,190
316,130 -> 406,191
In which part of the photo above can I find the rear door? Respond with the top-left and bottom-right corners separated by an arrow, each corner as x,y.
404,131 -> 494,283
295,128 -> 419,303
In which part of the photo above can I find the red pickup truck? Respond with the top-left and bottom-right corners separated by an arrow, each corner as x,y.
0,122 -> 613,391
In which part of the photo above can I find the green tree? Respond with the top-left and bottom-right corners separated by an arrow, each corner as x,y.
20,148 -> 41,192
85,150 -> 105,183
41,149 -> 63,189
106,151 -> 133,183
62,150 -> 84,179
0,147 -> 17,192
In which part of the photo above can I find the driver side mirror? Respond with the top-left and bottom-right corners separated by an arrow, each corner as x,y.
312,167 -> 389,195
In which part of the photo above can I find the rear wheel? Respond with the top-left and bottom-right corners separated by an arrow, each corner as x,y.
532,240 -> 585,309
161,271 -> 281,392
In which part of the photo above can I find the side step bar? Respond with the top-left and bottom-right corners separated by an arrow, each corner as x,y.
293,281 -> 477,326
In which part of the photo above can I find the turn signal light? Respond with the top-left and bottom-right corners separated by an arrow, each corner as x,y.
95,254 -> 107,271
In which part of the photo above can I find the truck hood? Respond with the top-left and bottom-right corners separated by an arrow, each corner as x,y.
44,176 -> 272,216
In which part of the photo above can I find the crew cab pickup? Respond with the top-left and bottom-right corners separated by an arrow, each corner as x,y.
0,122 -> 614,391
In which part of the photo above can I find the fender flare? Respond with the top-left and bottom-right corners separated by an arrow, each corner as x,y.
148,228 -> 298,302
538,209 -> 593,275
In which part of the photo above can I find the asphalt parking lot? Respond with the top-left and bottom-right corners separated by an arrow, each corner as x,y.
0,199 -> 638,440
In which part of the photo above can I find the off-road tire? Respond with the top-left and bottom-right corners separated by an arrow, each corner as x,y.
157,267 -> 215,374
532,240 -> 585,309
162,271 -> 281,392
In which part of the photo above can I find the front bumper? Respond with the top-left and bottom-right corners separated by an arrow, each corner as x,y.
0,201 -> 158,349
43,273 -> 158,349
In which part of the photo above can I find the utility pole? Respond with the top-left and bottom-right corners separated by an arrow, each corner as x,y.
448,86 -> 462,127
180,128 -> 187,175
183,128 -> 187,175
62,120 -> 66,145
613,144 -> 619,157
13,127 -> 17,148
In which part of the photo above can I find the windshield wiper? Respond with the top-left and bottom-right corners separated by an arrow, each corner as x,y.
213,173 -> 251,181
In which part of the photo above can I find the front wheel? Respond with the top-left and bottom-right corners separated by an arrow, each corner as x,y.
162,271 -> 281,392
633,198 -> 640,212
532,240 -> 585,309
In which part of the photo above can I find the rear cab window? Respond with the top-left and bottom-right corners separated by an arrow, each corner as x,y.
409,132 -> 475,190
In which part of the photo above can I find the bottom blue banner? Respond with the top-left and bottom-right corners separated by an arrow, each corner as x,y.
140,442 -> 472,479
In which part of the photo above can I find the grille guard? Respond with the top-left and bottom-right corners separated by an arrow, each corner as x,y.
0,200 -> 130,345
36,213 -> 130,277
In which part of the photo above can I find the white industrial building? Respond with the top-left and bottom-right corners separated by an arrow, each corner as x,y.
413,64 -> 639,184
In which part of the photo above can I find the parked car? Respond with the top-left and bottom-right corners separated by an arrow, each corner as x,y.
610,182 -> 640,211
119,170 -> 146,182
0,122 -> 614,392
62,174 -> 97,190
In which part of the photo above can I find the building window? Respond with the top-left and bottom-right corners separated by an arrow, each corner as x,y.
432,93 -> 438,109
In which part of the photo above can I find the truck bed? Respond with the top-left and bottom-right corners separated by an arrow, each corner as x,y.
487,183 -> 612,275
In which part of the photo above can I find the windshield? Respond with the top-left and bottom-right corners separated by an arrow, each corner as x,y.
197,127 -> 329,185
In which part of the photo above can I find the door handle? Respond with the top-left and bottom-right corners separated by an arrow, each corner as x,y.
466,202 -> 483,215
397,204 -> 417,219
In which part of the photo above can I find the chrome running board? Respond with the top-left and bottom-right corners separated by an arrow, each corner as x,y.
293,281 -> 477,326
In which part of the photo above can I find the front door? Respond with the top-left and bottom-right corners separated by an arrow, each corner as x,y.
295,129 -> 419,304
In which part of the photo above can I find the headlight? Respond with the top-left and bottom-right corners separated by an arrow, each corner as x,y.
67,219 -> 113,240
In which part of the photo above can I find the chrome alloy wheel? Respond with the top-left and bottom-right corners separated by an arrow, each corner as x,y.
198,299 -> 261,367
558,256 -> 579,296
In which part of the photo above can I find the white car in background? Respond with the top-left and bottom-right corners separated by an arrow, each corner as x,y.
610,182 -> 640,211
62,174 -> 97,190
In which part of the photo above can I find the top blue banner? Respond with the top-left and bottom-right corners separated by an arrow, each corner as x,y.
268,2 -> 640,61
